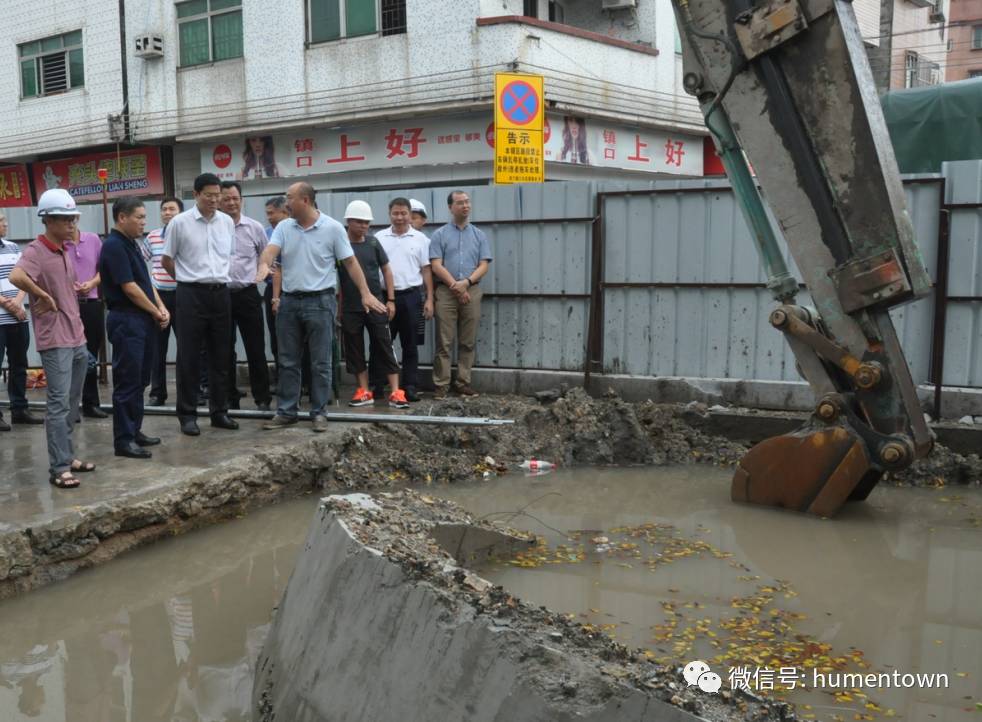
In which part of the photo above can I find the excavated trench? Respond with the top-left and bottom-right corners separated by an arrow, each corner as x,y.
1,388 -> 980,721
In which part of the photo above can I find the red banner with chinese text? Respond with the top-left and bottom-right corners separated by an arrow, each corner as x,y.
32,147 -> 164,202
0,165 -> 33,207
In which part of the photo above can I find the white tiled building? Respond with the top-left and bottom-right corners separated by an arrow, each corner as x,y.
2,0 -> 709,211
0,0 -> 948,221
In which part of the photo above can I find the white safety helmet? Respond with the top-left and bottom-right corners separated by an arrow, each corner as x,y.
37,188 -> 81,217
409,198 -> 427,218
344,200 -> 373,222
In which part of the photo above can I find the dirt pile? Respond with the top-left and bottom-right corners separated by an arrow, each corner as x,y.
331,388 -> 981,490
331,388 -> 748,487
889,444 -> 982,487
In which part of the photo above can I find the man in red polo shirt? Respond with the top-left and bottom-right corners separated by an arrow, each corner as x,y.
9,189 -> 94,489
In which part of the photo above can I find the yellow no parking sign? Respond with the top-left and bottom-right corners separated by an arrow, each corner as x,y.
494,73 -> 545,184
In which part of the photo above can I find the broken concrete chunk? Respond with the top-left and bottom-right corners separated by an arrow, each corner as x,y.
324,493 -> 381,512
254,491 -> 712,722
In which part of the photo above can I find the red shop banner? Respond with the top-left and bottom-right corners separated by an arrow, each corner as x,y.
0,165 -> 33,208
32,147 -> 165,202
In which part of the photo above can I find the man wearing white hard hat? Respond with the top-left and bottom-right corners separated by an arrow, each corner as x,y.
9,189 -> 95,488
409,198 -> 427,232
338,200 -> 408,409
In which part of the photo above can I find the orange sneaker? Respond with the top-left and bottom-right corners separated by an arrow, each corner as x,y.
388,389 -> 410,409
349,388 -> 374,407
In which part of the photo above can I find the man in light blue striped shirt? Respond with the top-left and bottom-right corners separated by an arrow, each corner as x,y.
0,213 -> 41,430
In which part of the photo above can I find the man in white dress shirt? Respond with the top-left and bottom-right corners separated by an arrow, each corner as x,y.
162,173 -> 239,436
373,197 -> 433,402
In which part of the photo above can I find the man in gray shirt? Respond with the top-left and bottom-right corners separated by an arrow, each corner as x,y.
428,190 -> 492,398
162,172 -> 239,436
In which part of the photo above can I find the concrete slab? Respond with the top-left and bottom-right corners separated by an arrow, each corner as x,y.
254,492 -> 721,722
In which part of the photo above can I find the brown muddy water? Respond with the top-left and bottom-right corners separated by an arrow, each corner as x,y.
1,468 -> 980,722
439,468 -> 982,722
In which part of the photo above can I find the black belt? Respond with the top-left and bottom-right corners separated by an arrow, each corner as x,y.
78,298 -> 103,304
229,284 -> 258,292
394,286 -> 422,296
283,287 -> 334,298
179,281 -> 227,290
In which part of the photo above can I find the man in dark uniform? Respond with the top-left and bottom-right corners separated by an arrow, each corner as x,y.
98,197 -> 170,458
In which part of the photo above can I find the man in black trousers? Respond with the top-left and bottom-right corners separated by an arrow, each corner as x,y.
220,181 -> 271,410
98,197 -> 169,458
161,173 -> 239,436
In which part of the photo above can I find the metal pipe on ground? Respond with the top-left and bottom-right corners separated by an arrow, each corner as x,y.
13,401 -> 514,427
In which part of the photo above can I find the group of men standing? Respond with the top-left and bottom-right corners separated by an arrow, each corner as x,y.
0,176 -> 493,490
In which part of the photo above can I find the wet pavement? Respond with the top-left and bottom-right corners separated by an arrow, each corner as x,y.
1,466 -> 978,721
0,381 -> 418,533
438,467 -> 982,722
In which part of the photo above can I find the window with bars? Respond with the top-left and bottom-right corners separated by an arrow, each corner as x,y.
177,0 -> 243,67
308,0 -> 406,44
19,31 -> 84,99
904,50 -> 940,88
973,25 -> 982,50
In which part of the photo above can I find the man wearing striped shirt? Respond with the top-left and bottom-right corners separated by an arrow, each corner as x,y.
0,212 -> 42,430
144,197 -> 183,406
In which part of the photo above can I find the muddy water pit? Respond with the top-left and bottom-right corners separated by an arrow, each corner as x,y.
1,464 -> 980,721
439,467 -> 982,722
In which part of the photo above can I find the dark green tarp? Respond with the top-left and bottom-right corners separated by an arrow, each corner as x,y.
881,77 -> 982,173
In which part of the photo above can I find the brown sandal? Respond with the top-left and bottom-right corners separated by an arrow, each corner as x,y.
71,460 -> 96,473
50,471 -> 81,489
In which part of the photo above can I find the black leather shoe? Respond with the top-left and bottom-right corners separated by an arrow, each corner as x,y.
180,419 -> 201,436
210,414 -> 239,430
404,386 -> 420,402
135,431 -> 161,447
115,443 -> 152,459
11,410 -> 43,425
256,402 -> 271,412
147,396 -> 165,407
0,415 -> 10,432
82,405 -> 109,419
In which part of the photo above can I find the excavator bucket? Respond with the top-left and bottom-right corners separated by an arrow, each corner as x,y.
732,424 -> 879,517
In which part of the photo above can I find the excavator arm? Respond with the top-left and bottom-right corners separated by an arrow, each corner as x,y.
670,0 -> 934,516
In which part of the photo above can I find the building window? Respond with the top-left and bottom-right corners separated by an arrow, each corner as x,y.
177,0 -> 243,67
308,0 -> 406,43
18,30 -> 84,99
973,25 -> 982,50
380,0 -> 407,36
548,1 -> 565,24
969,70 -> 982,78
904,50 -> 940,88
524,0 -> 539,18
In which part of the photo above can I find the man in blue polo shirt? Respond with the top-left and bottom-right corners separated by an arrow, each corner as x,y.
429,190 -> 493,399
255,182 -> 386,432
98,198 -> 170,458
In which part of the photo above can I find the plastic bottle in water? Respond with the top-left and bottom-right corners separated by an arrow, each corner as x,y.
519,458 -> 555,472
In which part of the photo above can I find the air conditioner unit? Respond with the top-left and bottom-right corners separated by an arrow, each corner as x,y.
905,0 -> 935,8
929,6 -> 946,23
602,0 -> 638,10
134,33 -> 164,58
